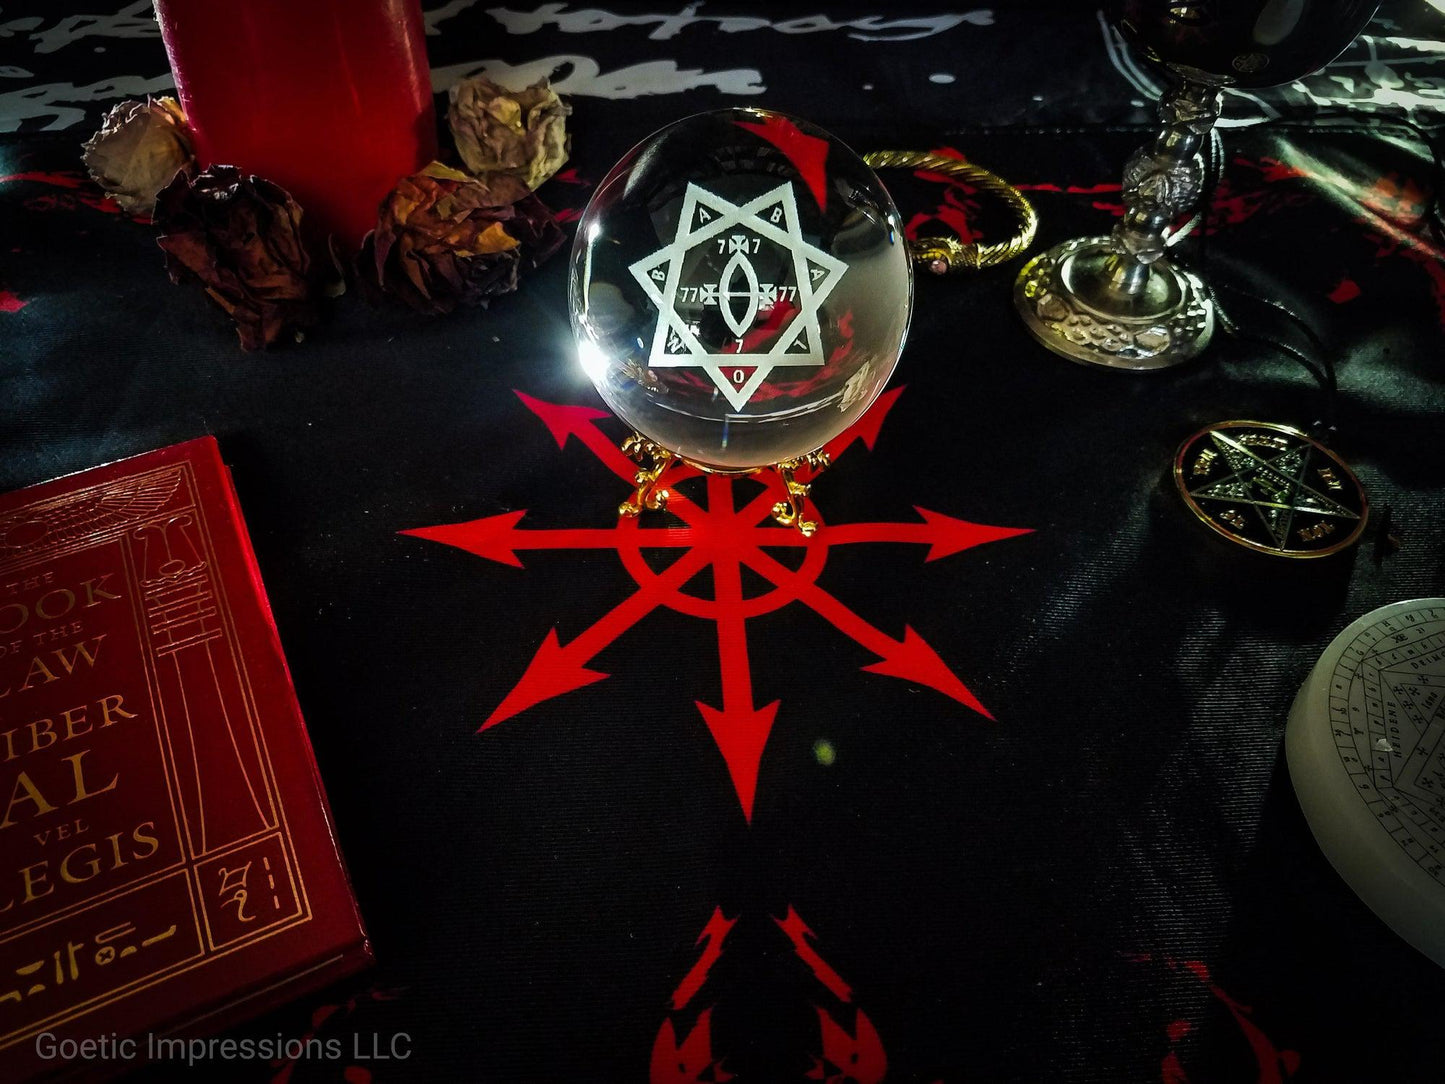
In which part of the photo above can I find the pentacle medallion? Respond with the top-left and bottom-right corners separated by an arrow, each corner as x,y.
1173,420 -> 1367,558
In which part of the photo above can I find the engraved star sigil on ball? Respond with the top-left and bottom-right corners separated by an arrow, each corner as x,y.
402,389 -> 1032,822
629,181 -> 847,411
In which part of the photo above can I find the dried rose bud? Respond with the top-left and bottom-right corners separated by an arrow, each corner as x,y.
448,76 -> 571,191
82,96 -> 194,217
155,167 -> 320,350
360,162 -> 565,314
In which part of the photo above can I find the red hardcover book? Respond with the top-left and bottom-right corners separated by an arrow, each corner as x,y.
0,438 -> 371,1081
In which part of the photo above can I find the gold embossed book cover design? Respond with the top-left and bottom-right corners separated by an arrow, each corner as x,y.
0,438 -> 370,1082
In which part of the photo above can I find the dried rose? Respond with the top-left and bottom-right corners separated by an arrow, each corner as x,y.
503,193 -> 567,270
448,76 -> 571,191
82,97 -> 194,217
360,162 -> 565,315
155,167 -> 320,350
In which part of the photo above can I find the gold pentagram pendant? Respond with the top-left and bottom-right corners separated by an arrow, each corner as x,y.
1173,421 -> 1368,559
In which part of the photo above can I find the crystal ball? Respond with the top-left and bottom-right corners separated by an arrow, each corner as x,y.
569,108 -> 913,471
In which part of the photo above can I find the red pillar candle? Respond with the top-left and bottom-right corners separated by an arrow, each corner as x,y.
155,0 -> 438,250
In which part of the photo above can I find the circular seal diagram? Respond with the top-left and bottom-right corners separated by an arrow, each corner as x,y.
1286,599 -> 1445,967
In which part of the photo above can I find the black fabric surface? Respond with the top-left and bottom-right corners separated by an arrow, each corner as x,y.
3,3 -> 1445,1082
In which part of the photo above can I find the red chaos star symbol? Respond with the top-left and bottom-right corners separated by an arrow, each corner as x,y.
403,388 -> 1030,822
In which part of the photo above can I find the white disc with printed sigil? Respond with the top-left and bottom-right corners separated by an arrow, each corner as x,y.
1286,598 -> 1445,967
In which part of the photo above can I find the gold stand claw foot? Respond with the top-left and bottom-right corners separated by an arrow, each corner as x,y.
619,433 -> 676,518
617,435 -> 834,536
770,451 -> 831,537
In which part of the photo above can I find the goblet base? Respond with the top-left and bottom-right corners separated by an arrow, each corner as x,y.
1013,236 -> 1215,371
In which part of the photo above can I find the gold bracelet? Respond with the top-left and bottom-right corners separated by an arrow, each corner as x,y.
863,150 -> 1038,275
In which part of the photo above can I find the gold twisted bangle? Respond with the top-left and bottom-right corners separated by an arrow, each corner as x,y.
863,149 -> 1038,275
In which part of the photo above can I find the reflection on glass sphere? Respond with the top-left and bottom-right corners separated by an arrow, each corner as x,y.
569,108 -> 913,471
1108,0 -> 1379,87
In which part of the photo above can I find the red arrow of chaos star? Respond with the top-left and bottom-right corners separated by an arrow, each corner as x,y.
403,388 -> 1031,822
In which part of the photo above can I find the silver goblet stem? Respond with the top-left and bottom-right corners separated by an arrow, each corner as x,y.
1015,79 -> 1224,370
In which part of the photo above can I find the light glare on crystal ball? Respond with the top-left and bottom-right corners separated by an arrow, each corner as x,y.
569,108 -> 913,471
